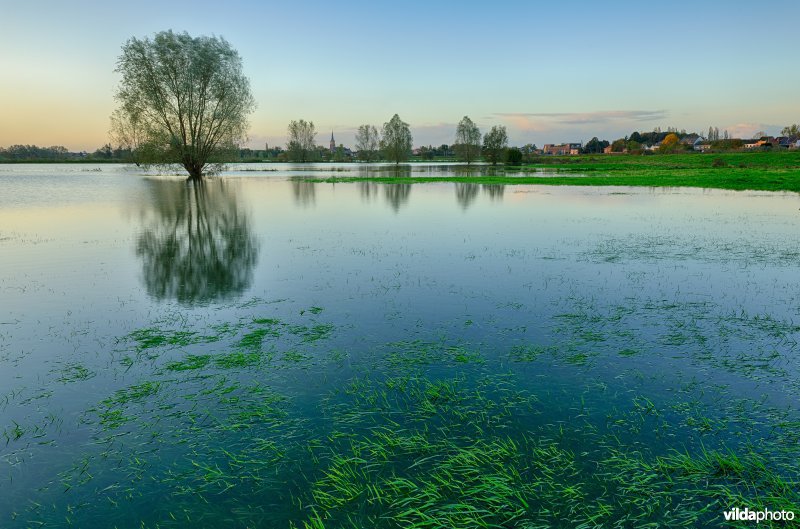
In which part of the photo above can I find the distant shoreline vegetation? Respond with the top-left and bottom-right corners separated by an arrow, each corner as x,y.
3,151 -> 800,193
2,124 -> 800,166
2,144 -> 799,164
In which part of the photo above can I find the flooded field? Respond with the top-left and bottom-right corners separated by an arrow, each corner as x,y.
1,163 -> 799,527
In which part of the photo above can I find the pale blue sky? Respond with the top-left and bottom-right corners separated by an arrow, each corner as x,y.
1,0 -> 798,150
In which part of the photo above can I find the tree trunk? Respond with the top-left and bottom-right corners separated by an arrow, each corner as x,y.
185,163 -> 203,182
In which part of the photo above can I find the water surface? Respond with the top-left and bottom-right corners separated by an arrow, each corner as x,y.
1,164 -> 799,527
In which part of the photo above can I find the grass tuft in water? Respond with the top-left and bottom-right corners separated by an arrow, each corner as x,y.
164,354 -> 211,371
56,363 -> 95,383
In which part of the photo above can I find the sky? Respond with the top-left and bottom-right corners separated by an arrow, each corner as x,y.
1,0 -> 799,151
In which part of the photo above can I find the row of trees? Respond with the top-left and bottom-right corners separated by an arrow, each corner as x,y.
287,115 -> 414,165
284,115 -> 515,166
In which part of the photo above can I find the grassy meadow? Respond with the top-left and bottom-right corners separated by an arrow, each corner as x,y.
311,151 -> 800,193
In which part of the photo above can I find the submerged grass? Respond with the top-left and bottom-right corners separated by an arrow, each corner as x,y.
384,340 -> 484,367
304,370 -> 800,528
289,323 -> 335,343
214,350 -> 263,369
12,298 -> 800,529
164,354 -> 211,371
123,328 -> 211,350
103,381 -> 161,406
55,363 -> 95,383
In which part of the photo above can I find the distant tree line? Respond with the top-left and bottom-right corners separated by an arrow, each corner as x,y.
0,144 -> 133,162
415,145 -> 455,160
223,119 -> 800,163
0,144 -> 70,161
6,121 -> 799,166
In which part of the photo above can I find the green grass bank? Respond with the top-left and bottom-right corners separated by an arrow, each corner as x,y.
310,151 -> 800,193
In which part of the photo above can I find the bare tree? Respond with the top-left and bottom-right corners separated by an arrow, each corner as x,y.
112,30 -> 255,181
355,124 -> 380,162
454,116 -> 481,164
287,119 -> 317,162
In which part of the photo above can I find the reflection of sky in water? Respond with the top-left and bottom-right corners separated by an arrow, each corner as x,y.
1,164 -> 800,526
1,166 -> 797,380
2,164 -> 799,362
1,164 -> 799,339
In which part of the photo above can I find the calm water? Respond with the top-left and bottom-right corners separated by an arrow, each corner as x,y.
1,164 -> 799,527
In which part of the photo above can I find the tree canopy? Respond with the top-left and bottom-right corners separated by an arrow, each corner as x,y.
505,147 -> 523,166
287,119 -> 317,162
659,133 -> 681,153
355,124 -> 380,162
782,124 -> 800,137
583,137 -> 609,154
610,139 -> 627,153
381,114 -> 412,165
482,126 -> 508,165
112,30 -> 255,180
454,116 -> 481,164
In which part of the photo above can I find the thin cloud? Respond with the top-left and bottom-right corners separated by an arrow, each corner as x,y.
724,122 -> 781,140
495,110 -> 668,126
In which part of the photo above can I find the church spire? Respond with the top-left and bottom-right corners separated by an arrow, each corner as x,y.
329,130 -> 335,153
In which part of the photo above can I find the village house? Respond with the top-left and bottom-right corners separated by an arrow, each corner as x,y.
680,135 -> 706,151
679,134 -> 701,147
543,143 -> 582,155
694,142 -> 712,152
744,137 -> 775,149
774,136 -> 800,149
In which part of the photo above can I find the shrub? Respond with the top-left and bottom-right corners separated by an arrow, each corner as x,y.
505,147 -> 523,166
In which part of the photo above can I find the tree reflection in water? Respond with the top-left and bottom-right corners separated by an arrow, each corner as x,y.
455,183 -> 480,210
135,179 -> 259,305
482,184 -> 505,200
384,184 -> 411,212
383,166 -> 412,212
357,181 -> 379,201
291,180 -> 316,207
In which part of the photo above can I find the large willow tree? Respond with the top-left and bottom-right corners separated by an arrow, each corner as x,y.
112,31 -> 255,181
